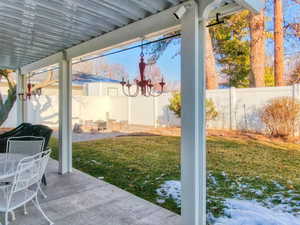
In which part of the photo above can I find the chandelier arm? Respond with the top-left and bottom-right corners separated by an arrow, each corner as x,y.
18,93 -> 22,100
143,92 -> 151,97
122,85 -> 132,97
18,93 -> 27,101
144,86 -> 153,97
120,39 -> 167,97
149,86 -> 164,97
131,84 -> 140,97
122,83 -> 139,97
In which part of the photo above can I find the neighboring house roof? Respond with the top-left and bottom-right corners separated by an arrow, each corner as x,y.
72,73 -> 120,84
27,70 -> 121,85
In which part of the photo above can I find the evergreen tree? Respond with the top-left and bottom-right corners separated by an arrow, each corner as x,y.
210,11 -> 251,88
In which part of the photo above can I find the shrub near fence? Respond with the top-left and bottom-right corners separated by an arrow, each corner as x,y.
207,84 -> 300,134
261,97 -> 300,138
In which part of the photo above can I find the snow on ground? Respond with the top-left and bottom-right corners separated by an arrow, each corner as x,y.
215,199 -> 300,225
156,178 -> 300,225
156,180 -> 181,206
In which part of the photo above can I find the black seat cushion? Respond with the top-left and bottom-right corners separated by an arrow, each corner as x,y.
0,123 -> 53,153
0,123 -> 31,139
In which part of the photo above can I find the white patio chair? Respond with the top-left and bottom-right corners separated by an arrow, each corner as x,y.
0,150 -> 53,225
6,136 -> 48,199
6,136 -> 45,155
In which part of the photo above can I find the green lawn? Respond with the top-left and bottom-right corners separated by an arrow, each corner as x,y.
49,135 -> 300,219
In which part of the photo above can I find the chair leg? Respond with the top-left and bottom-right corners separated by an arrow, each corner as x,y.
39,184 -> 47,199
32,196 -> 53,225
42,175 -> 47,186
4,212 -> 8,225
24,204 -> 28,215
10,211 -> 15,221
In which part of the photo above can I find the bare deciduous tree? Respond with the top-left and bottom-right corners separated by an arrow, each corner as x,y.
274,0 -> 285,86
249,10 -> 265,87
205,27 -> 218,89
0,70 -> 57,126
73,58 -> 128,80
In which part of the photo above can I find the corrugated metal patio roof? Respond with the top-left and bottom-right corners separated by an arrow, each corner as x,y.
0,0 -> 182,69
0,0 -> 258,71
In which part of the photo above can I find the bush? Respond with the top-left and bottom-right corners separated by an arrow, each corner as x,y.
169,92 -> 181,117
168,92 -> 218,121
260,97 -> 300,138
206,99 -> 219,121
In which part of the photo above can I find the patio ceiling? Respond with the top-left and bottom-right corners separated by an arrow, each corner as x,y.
0,0 -> 184,69
0,0 -> 254,71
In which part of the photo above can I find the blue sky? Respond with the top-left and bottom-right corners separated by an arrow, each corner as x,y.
97,0 -> 300,83
104,39 -> 181,82
265,0 -> 300,56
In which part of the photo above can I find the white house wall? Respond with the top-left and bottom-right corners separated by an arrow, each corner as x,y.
83,82 -> 125,97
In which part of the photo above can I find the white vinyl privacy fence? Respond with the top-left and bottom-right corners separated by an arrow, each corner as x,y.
207,85 -> 300,133
2,94 -> 180,128
3,85 -> 300,133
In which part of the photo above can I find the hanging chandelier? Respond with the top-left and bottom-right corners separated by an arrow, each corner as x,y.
120,40 -> 166,97
18,75 -> 42,101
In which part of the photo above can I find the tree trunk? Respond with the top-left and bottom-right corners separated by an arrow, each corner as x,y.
205,27 -> 218,89
274,0 -> 285,86
249,10 -> 265,87
0,70 -> 57,127
0,87 -> 16,125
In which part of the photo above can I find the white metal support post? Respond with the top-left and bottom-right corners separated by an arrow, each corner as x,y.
180,1 -> 207,224
180,1 -> 263,224
59,52 -> 72,174
16,69 -> 27,124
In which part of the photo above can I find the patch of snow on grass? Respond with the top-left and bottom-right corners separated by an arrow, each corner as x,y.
215,199 -> 300,225
156,178 -> 300,225
156,180 -> 181,207
156,199 -> 166,204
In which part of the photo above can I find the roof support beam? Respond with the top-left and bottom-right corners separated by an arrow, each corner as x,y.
58,53 -> 72,174
16,69 -> 27,124
21,52 -> 63,74
180,0 -> 222,224
180,1 -> 253,225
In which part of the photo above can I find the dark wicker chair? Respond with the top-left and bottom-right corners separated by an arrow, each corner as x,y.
0,123 -> 53,185
0,123 -> 32,152
0,123 -> 52,153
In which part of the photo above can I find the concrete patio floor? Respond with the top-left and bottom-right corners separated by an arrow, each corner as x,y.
8,160 -> 180,225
